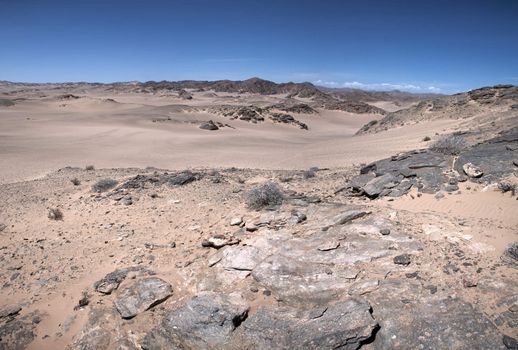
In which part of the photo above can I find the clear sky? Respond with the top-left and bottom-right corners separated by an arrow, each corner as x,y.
1,0 -> 517,93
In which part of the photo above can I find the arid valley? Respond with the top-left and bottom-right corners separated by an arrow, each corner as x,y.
0,79 -> 517,349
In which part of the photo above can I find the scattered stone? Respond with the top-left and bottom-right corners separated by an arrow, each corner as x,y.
405,271 -> 419,278
0,223 -> 6,232
75,292 -> 89,310
245,223 -> 258,232
230,217 -> 243,226
201,235 -> 240,249
289,210 -> 307,224
317,241 -> 340,251
445,184 -> 459,192
394,254 -> 412,265
114,277 -> 172,319
463,277 -> 478,288
435,192 -> 445,199
380,228 -> 391,235
463,162 -> 484,178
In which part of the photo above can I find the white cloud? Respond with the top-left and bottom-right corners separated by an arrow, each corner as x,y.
313,80 -> 442,92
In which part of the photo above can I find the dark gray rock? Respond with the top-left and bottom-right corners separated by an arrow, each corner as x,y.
349,173 -> 375,191
230,298 -> 378,350
114,277 -> 172,318
70,307 -> 137,350
503,335 -> 518,349
94,266 -> 147,294
199,120 -> 219,130
323,209 -> 370,229
502,242 -> 518,266
0,305 -> 22,319
169,171 -> 196,186
455,128 -> 518,183
393,254 -> 411,265
380,228 -> 391,235
369,281 -> 507,350
445,184 -> 459,192
142,292 -> 249,350
362,173 -> 398,198
0,311 -> 41,350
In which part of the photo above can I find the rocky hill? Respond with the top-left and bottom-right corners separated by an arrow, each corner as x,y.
357,85 -> 518,136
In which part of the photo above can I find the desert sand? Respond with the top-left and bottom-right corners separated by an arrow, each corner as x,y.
0,81 -> 516,349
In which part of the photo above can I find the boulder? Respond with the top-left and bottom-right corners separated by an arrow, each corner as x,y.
142,292 -> 249,350
463,162 -> 484,178
199,120 -> 219,130
94,266 -> 147,294
369,281 -> 507,349
362,173 -> 398,198
230,298 -> 378,350
114,277 -> 172,318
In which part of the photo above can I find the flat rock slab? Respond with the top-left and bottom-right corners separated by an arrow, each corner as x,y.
369,280 -> 507,349
142,292 -> 249,350
252,254 -> 359,304
230,298 -> 378,350
455,130 -> 518,183
114,277 -> 172,319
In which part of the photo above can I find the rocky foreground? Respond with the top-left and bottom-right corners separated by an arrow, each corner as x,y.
0,132 -> 517,349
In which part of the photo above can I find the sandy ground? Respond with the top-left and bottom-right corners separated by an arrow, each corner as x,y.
0,87 -> 516,348
0,92 -> 460,184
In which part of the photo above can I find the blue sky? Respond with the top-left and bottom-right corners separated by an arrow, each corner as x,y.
0,0 -> 517,93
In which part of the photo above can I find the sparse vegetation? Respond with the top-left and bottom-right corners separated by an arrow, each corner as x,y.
71,177 -> 81,186
48,208 -> 63,220
92,178 -> 118,192
498,181 -> 516,196
0,98 -> 15,107
85,165 -> 95,171
245,181 -> 283,210
303,167 -> 318,179
423,136 -> 431,141
430,134 -> 466,155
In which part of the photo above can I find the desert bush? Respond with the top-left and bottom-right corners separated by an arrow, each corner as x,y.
71,178 -> 81,186
303,167 -> 318,179
85,165 -> 95,171
423,136 -> 431,141
430,134 -> 466,155
48,208 -> 63,220
498,181 -> 516,196
245,181 -> 283,210
92,179 -> 118,192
